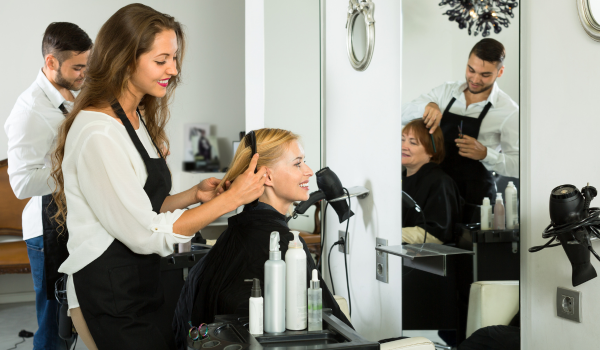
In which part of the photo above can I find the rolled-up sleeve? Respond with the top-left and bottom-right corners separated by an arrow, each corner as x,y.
481,110 -> 519,178
401,82 -> 454,126
5,109 -> 56,199
76,131 -> 190,256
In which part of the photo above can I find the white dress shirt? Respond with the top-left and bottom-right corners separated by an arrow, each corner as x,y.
58,110 -> 191,309
4,69 -> 77,240
402,81 -> 519,178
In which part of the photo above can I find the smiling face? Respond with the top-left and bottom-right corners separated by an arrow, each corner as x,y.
129,29 -> 178,99
465,53 -> 504,95
264,140 -> 314,207
55,51 -> 90,91
402,130 -> 432,175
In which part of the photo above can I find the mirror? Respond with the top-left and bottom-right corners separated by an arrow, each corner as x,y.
346,0 -> 375,71
400,0 -> 520,346
578,0 -> 600,40
351,13 -> 367,62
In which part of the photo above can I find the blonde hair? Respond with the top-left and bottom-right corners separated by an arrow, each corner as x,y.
51,3 -> 186,232
218,128 -> 299,190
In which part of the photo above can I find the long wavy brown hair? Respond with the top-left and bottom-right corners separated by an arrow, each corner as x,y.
50,3 -> 186,232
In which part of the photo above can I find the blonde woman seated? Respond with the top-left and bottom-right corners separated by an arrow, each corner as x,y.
173,129 -> 350,349
402,119 -> 463,244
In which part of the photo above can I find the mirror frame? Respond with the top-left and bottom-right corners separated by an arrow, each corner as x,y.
346,0 -> 376,71
577,0 -> 600,41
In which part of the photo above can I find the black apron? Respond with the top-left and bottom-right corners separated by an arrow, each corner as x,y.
42,103 -> 70,300
440,97 -> 496,223
73,102 -> 175,350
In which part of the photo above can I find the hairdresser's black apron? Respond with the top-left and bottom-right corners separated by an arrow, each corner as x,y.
440,97 -> 496,223
73,102 -> 175,350
42,103 -> 70,300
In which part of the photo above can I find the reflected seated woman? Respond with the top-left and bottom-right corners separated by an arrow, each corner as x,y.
174,129 -> 350,349
402,119 -> 463,244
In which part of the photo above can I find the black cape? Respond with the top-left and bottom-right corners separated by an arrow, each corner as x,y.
402,162 -> 463,243
173,204 -> 352,350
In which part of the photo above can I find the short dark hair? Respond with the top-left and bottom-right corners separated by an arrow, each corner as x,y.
42,22 -> 93,63
469,38 -> 505,69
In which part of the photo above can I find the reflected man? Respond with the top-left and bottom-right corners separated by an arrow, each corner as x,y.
402,38 -> 518,222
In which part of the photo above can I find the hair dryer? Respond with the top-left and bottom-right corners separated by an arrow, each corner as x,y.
530,184 -> 599,287
291,167 -> 354,223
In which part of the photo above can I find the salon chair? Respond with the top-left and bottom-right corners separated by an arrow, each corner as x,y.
0,159 -> 31,275
465,281 -> 519,338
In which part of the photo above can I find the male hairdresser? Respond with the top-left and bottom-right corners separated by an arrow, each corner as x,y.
4,22 -> 92,349
402,38 -> 519,222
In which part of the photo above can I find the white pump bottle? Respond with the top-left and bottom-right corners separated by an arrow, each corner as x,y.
285,231 -> 307,330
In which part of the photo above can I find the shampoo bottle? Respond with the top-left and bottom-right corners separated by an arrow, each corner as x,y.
307,269 -> 322,331
264,232 -> 286,333
249,278 -> 263,335
505,181 -> 518,229
493,193 -> 506,230
480,197 -> 492,230
285,231 -> 307,330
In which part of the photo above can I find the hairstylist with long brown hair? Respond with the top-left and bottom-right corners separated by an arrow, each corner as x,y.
50,4 -> 266,350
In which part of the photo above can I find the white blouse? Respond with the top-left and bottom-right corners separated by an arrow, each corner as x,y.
58,110 -> 191,309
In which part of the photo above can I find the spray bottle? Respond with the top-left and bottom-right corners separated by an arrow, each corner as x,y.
285,231 -> 307,330
264,232 -> 286,333
307,269 -> 322,331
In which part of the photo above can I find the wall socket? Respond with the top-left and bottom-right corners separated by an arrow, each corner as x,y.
338,230 -> 349,254
376,237 -> 389,283
556,287 -> 582,323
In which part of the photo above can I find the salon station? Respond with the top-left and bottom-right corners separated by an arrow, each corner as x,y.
1,1 -> 600,350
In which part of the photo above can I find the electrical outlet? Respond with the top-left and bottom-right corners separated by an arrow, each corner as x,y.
376,237 -> 389,283
338,230 -> 349,254
557,287 -> 582,322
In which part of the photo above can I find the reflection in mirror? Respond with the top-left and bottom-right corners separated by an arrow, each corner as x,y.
351,13 -> 367,61
591,0 -> 600,25
400,1 -> 520,347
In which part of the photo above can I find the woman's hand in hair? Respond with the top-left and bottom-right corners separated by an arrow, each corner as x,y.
194,177 -> 230,203
228,153 -> 268,206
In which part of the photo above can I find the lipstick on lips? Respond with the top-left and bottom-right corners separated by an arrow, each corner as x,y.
158,78 -> 169,87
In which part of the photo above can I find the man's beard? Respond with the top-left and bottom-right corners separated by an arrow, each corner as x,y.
466,77 -> 495,95
55,66 -> 84,91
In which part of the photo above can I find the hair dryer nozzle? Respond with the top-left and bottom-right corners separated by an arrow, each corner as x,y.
559,232 -> 598,287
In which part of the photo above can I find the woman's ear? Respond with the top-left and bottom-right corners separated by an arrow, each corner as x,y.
264,168 -> 274,187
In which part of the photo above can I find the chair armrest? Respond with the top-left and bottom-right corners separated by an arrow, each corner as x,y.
380,337 -> 435,350
466,280 -> 519,338
333,295 -> 351,322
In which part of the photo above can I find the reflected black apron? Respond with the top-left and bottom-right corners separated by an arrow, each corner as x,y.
440,97 -> 496,223
73,102 -> 174,350
42,103 -> 70,300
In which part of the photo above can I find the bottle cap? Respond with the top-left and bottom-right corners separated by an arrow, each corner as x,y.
251,278 -> 261,298
483,197 -> 490,205
311,269 -> 320,289
508,181 -> 514,187
496,193 -> 503,200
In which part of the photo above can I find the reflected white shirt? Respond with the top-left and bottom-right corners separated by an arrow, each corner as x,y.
58,111 -> 191,308
4,69 -> 76,240
402,81 -> 519,178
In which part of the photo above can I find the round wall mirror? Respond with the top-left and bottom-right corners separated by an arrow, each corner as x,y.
351,13 -> 367,62
578,0 -> 600,41
346,0 -> 375,71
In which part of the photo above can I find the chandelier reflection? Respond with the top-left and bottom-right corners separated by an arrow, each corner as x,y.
439,0 -> 518,37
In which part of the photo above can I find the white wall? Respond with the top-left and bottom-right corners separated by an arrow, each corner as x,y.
0,0 -> 245,193
0,0 -> 244,298
323,0 -> 403,341
402,0 -> 519,105
521,1 -> 600,348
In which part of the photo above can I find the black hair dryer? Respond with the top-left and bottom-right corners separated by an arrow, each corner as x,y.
291,167 -> 354,223
530,184 -> 599,287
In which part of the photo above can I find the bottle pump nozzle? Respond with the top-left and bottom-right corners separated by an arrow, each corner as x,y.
289,231 -> 302,248
269,231 -> 281,260
251,278 -> 262,298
